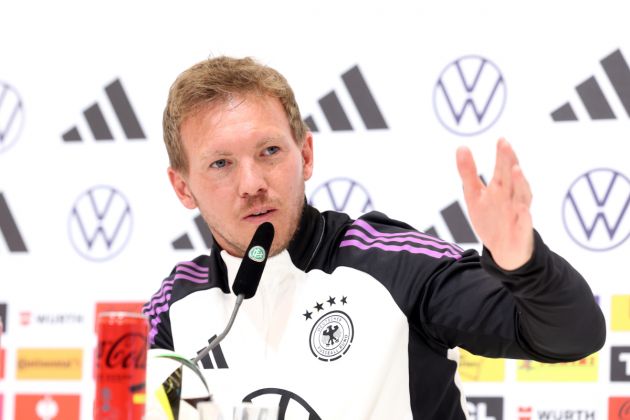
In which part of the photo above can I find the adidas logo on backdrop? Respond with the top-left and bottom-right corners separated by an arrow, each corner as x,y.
424,200 -> 478,245
552,49 -> 630,121
304,65 -> 388,133
0,193 -> 27,253
62,79 -> 145,142
172,214 -> 213,251
425,177 -> 484,245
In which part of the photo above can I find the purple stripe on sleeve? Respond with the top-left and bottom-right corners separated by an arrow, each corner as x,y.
146,263 -> 208,309
345,228 -> 463,253
148,303 -> 170,345
351,219 -> 464,253
144,260 -> 210,345
177,260 -> 209,272
173,272 -> 208,284
145,287 -> 174,316
176,264 -> 208,278
145,273 -> 206,315
147,277 -> 176,306
339,239 -> 462,260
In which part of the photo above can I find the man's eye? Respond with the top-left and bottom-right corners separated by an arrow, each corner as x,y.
210,159 -> 228,169
264,146 -> 280,156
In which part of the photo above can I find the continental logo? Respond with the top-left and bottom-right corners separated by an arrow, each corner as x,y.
458,348 -> 505,382
16,348 -> 82,380
612,295 -> 630,331
516,354 -> 598,382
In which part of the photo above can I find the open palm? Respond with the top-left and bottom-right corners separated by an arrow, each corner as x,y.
456,139 -> 534,271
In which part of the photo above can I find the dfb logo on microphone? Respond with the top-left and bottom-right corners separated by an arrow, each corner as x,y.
562,168 -> 630,251
68,186 -> 133,261
248,246 -> 266,262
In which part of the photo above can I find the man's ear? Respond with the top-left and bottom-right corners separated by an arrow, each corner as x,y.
301,132 -> 314,181
168,167 -> 197,209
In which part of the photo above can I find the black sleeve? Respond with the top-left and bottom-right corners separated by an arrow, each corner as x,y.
419,230 -> 606,362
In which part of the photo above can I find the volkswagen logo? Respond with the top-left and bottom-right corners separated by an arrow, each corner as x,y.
563,168 -> 630,251
433,55 -> 506,136
309,177 -> 374,219
0,81 -> 25,154
68,186 -> 133,261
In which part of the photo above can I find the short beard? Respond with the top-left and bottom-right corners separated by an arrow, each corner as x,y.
277,199 -> 306,257
201,200 -> 306,258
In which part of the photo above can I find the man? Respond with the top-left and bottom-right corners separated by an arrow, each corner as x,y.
143,56 -> 605,419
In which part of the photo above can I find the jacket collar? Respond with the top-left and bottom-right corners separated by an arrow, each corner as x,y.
286,203 -> 326,271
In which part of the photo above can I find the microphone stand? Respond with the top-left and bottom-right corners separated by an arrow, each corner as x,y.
192,294 -> 244,364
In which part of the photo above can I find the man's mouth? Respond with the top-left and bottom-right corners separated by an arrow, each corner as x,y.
245,209 -> 276,219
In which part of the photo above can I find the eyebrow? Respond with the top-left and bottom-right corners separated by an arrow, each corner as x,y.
198,136 -> 285,161
256,136 -> 283,146
200,150 -> 231,159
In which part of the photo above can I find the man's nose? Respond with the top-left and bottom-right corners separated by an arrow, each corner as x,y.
237,161 -> 268,197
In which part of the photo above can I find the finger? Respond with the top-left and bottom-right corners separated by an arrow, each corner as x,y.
456,146 -> 483,201
492,138 -> 518,192
512,164 -> 532,207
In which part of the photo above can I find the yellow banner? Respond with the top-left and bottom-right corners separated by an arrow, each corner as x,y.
516,354 -> 598,382
458,349 -> 505,382
611,295 -> 630,331
16,348 -> 82,380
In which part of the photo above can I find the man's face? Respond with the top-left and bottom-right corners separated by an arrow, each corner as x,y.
169,94 -> 313,257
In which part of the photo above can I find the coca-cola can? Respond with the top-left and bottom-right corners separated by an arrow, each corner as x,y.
95,311 -> 149,420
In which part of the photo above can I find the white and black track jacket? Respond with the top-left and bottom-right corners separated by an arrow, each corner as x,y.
143,205 -> 605,419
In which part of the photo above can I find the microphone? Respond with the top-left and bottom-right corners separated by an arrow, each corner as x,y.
232,221 -> 275,298
193,222 -> 274,363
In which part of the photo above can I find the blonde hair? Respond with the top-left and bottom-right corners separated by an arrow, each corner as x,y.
163,56 -> 309,172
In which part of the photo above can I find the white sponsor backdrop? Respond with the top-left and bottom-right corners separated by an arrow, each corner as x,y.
1,1 -> 630,419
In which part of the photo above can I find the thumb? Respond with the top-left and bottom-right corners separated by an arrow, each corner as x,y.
456,146 -> 482,202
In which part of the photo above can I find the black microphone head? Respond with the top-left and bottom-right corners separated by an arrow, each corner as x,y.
232,222 -> 275,299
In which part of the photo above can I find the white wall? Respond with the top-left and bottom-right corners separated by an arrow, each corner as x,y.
1,1 -> 629,418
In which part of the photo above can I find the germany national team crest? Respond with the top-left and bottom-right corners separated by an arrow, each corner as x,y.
302,296 -> 354,362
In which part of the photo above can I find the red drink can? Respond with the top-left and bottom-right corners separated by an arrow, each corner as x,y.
94,311 -> 149,420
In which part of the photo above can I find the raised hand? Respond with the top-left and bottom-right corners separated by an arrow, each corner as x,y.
456,138 -> 534,271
